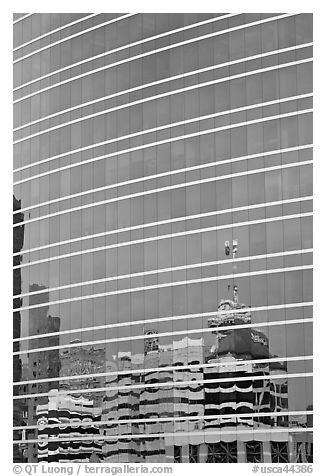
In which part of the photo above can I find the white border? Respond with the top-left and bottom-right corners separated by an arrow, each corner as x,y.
1,4 -> 320,473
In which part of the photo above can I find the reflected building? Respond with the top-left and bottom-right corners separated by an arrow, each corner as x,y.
35,342 -> 106,462
23,286 -> 61,462
59,341 -> 106,404
37,390 -> 103,462
21,291 -> 312,464
202,298 -> 289,462
139,335 -> 205,463
101,351 -> 142,462
13,13 -> 313,463
99,297 -> 294,463
13,195 -> 25,462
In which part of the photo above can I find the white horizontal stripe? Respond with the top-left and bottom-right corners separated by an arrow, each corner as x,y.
14,14 -> 137,64
13,209 -> 312,269
12,143 -> 312,217
13,317 -> 313,357
13,59 -> 313,177
14,355 -> 312,388
13,410 -> 312,432
13,372 -> 313,401
13,427 -> 314,445
13,89 -> 312,148
14,426 -> 314,445
13,13 -> 33,25
13,14 -> 100,52
13,13 -> 236,94
13,14 -> 129,58
13,105 -> 313,185
225,390 -> 261,396
13,13 -> 285,99
13,192 -> 313,258
15,264 -> 313,313
14,211 -> 313,271
13,159 -> 312,227
13,42 -> 312,134
14,248 -> 312,300
13,55 -> 312,146
13,301 -> 312,343
14,59 -> 313,177
15,14 -> 239,64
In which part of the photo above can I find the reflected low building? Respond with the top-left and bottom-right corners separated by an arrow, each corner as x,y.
13,12 -> 313,463
59,341 -> 106,405
98,299 -> 308,463
37,390 -> 102,462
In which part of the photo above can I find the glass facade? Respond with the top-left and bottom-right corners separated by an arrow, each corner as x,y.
13,13 -> 313,463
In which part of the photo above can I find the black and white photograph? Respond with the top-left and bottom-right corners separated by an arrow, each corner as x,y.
4,2 -> 319,472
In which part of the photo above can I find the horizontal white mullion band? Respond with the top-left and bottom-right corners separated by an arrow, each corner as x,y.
15,264 -> 313,313
13,13 -> 237,94
13,372 -> 313,401
13,209 -> 313,270
13,57 -> 312,146
13,13 -> 235,86
13,42 -> 313,134
13,158 -> 313,228
13,13 -> 287,98
13,355 -> 312,388
13,105 -> 313,186
13,61 -> 313,179
14,248 -> 312,300
13,60 -> 313,176
13,63 -> 313,187
13,13 -> 33,25
13,144 -> 313,216
13,14 -> 123,55
14,14 -> 137,64
16,354 -> 312,391
13,427 -> 314,445
13,14 -> 100,52
13,194 -> 313,258
12,317 -> 313,357
13,161 -> 313,233
15,14 -> 235,64
13,409 -> 312,432
13,90 -> 312,146
13,211 -> 313,270
13,301 -> 313,343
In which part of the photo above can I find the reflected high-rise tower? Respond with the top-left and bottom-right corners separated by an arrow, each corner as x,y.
204,297 -> 289,462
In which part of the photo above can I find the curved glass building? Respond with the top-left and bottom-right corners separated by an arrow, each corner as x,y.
13,13 -> 313,463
